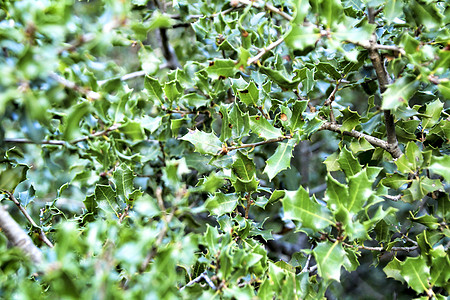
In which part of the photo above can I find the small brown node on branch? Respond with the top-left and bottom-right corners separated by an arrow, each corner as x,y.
255,116 -> 260,120
209,61 -> 214,66
241,30 -> 249,38
280,113 -> 288,121
228,123 -> 233,128
218,76 -> 226,80
230,0 -> 239,7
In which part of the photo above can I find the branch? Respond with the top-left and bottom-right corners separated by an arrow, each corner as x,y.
220,135 -> 292,154
179,271 -> 217,291
0,205 -> 43,265
349,40 -> 405,56
248,36 -> 285,65
49,72 -> 100,100
3,191 -> 54,248
367,7 -> 403,159
3,124 -> 120,147
237,0 -> 293,21
97,70 -> 146,86
319,122 -> 401,155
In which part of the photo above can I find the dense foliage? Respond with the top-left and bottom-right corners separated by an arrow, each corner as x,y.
0,0 -> 449,299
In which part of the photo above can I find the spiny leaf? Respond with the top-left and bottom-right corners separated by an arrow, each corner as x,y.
264,139 -> 296,181
180,129 -> 222,155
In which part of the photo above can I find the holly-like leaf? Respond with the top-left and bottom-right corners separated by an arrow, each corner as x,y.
346,169 -> 373,213
205,193 -> 238,216
429,155 -> 450,182
338,146 -> 361,177
238,81 -> 260,106
382,75 -> 419,110
0,163 -> 29,191
232,151 -> 256,181
113,163 -> 135,202
249,116 -> 283,140
400,256 -> 431,294
316,62 -> 341,80
145,76 -> 164,104
282,186 -> 333,232
120,121 -> 145,141
264,139 -> 296,181
285,26 -> 320,51
206,59 -> 236,80
180,129 -> 222,155
313,241 -> 346,282
421,99 -> 443,129
229,104 -> 250,138
94,184 -> 118,215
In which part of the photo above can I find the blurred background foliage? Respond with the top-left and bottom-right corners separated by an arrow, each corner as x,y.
0,0 -> 448,299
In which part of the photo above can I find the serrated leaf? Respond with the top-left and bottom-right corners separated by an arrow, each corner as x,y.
232,176 -> 259,192
229,104 -> 250,138
180,129 -> 222,155
163,80 -> 181,102
384,0 -> 403,24
338,146 -> 361,177
264,139 -> 296,181
382,76 -> 419,110
249,116 -> 283,140
0,163 -> 29,191
325,173 -> 348,211
381,173 -> 410,189
421,100 -> 443,129
238,81 -> 260,106
259,66 -> 301,89
340,107 -> 361,132
282,186 -> 333,231
205,193 -> 238,216
144,76 -> 164,104
316,62 -> 341,80
206,59 -> 236,80
313,241 -> 346,282
289,101 -> 307,131
324,152 -> 340,172
384,257 -> 405,283
120,121 -> 145,141
400,256 -> 431,294
63,101 -> 91,141
113,163 -> 135,202
232,151 -> 256,181
94,184 -> 118,215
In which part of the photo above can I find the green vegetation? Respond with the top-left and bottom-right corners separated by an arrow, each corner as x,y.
0,0 -> 448,299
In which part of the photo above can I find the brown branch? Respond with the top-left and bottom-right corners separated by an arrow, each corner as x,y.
3,191 -> 54,248
248,36 -> 285,65
0,205 -> 43,264
319,121 -> 397,154
367,7 -> 403,159
349,40 -> 405,56
221,135 -> 292,154
3,124 -> 120,146
244,193 -> 251,219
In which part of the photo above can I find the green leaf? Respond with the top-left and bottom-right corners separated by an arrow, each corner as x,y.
382,75 -> 419,110
381,173 -> 410,189
346,169 -> 373,213
384,0 -> 403,24
113,163 -> 135,202
316,62 -> 341,80
180,129 -> 222,155
313,241 -> 346,282
338,146 -> 361,177
264,139 -> 296,181
144,76 -> 164,104
63,101 -> 91,141
232,151 -> 256,181
400,256 -> 431,294
421,100 -> 443,129
288,101 -> 307,131
0,163 -> 29,191
120,120 -> 145,141
325,173 -> 348,211
383,257 -> 405,283
206,59 -> 236,80
259,66 -> 301,90
282,186 -> 333,231
205,193 -> 238,216
229,104 -> 250,138
324,152 -> 340,172
249,116 -> 283,140
163,80 -> 181,102
292,0 -> 310,24
238,81 -> 260,106
94,184 -> 118,215
429,155 -> 450,182
285,26 -> 320,51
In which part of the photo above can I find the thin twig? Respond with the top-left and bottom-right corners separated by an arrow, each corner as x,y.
383,194 -> 402,201
248,36 -> 285,65
301,245 -> 314,273
238,0 -> 293,21
50,72 -> 100,100
220,135 -> 292,154
118,204 -> 130,224
98,70 -> 146,86
349,40 -> 405,56
3,124 -> 120,146
3,191 -> 54,248
324,80 -> 342,123
180,271 -> 217,291
244,193 -> 251,219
